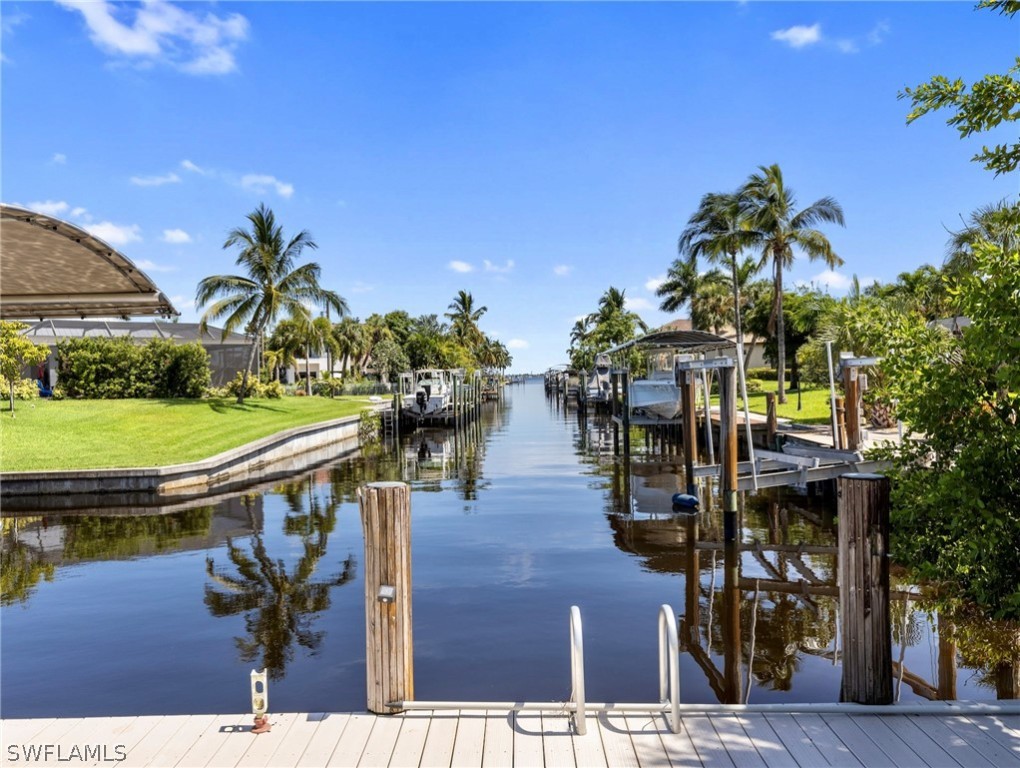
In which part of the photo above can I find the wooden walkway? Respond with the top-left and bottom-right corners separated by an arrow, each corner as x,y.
3,707 -> 1019,767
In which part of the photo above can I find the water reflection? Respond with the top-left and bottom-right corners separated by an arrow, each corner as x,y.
204,487 -> 355,680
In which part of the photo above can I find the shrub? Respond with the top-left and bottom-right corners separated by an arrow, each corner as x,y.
263,381 -> 285,399
225,371 -> 267,399
0,376 -> 40,401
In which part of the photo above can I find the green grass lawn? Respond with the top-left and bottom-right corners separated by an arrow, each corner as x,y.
718,385 -> 834,425
0,396 -> 375,472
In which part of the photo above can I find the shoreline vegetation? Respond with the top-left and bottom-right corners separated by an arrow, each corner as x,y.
0,397 -> 373,472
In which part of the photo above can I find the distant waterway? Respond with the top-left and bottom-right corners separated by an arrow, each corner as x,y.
1,380 -> 1014,718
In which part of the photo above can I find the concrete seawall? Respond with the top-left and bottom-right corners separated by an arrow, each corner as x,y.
1,414 -> 365,511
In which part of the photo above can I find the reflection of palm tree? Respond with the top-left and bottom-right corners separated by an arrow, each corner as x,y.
204,491 -> 355,679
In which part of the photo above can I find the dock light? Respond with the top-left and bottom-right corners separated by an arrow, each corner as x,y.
377,585 -> 396,604
250,669 -> 271,734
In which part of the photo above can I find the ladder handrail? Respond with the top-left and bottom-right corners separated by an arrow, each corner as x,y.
658,604 -> 681,733
569,605 -> 586,735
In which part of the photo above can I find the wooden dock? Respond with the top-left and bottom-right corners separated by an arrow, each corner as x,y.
3,705 -> 1019,767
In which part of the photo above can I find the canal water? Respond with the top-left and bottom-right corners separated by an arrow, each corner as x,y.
1,381 -> 1012,718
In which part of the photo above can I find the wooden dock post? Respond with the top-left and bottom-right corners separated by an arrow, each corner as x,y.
621,369 -> 631,457
719,364 -> 739,543
680,370 -> 698,495
838,473 -> 892,705
358,481 -> 414,714
722,542 -> 743,704
765,392 -> 778,450
835,396 -> 848,451
611,372 -> 620,455
842,366 -> 862,450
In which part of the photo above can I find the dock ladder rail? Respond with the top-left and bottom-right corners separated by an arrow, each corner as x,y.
392,603 -> 683,736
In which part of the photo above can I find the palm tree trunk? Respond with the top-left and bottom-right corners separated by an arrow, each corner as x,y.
239,329 -> 261,405
729,250 -> 743,343
775,260 -> 787,404
305,343 -> 312,396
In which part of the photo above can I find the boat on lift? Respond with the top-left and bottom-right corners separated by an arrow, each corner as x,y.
586,353 -> 612,406
401,369 -> 455,421
628,352 -> 689,420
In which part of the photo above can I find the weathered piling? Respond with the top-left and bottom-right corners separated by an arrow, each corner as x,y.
838,473 -> 892,705
621,369 -> 631,457
611,372 -> 620,455
719,365 -> 738,543
842,367 -> 862,450
358,482 -> 413,714
765,392 -> 778,450
680,370 -> 698,495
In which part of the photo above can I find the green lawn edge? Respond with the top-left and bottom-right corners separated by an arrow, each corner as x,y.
0,396 -> 376,472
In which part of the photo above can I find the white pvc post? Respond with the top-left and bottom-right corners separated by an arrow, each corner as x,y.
736,343 -> 757,490
826,341 -> 840,449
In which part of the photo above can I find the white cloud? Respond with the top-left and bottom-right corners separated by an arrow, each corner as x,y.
483,259 -> 515,274
240,173 -> 294,198
448,260 -> 474,273
56,0 -> 248,76
771,23 -> 822,49
836,39 -> 858,54
180,159 -> 206,174
553,265 -> 572,277
84,221 -> 142,246
806,269 -> 853,292
625,296 -> 655,312
506,339 -> 529,350
162,228 -> 191,244
645,275 -> 666,292
70,207 -> 88,219
51,153 -> 67,165
131,171 -> 181,187
27,200 -> 69,216
867,21 -> 891,46
135,258 -> 175,273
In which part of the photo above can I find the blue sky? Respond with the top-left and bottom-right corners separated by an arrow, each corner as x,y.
2,1 -> 1016,373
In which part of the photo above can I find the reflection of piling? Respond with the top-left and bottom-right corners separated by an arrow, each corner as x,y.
621,369 -> 631,457
358,482 -> 413,714
722,542 -> 743,704
611,373 -> 620,456
838,473 -> 891,704
680,370 -> 698,495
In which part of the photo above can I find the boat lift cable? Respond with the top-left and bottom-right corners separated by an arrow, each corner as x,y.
736,342 -> 758,490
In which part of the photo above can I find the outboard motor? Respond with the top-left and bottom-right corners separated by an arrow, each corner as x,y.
415,389 -> 428,413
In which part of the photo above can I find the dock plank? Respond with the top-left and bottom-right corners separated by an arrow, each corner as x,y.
652,713 -> 703,768
683,715 -> 736,768
570,715 -> 608,768
390,712 -> 433,768
762,714 -> 826,768
512,713 -> 545,768
596,713 -> 639,768
419,712 -> 459,768
941,715 -> 1020,767
733,715 -> 797,768
963,714 -> 1020,759
116,715 -> 189,768
621,713 -> 670,768
710,715 -> 767,768
820,715 -> 894,768
236,712 -> 301,767
541,712 -> 576,768
141,714 -> 218,768
203,714 -> 268,767
357,712 -> 402,768
172,714 -> 248,768
0,717 -> 56,746
294,713 -> 351,768
263,713 -> 326,767
875,715 -> 962,768
906,714 -> 996,767
481,711 -> 514,768
451,711 -> 488,768
845,715 -> 930,768
790,714 -> 861,767
326,712 -> 375,767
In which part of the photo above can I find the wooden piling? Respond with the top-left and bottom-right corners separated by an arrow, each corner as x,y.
835,396 -> 848,451
722,542 -> 743,704
765,392 -> 778,450
358,481 -> 414,714
838,473 -> 892,705
719,364 -> 738,543
621,369 -> 631,457
680,370 -> 698,495
842,366 -> 862,450
611,372 -> 620,456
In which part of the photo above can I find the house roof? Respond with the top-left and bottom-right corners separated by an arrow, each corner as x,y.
21,319 -> 249,346
603,329 -> 736,356
1,204 -> 177,320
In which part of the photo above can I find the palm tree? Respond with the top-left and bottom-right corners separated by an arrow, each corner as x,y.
297,315 -> 339,395
197,204 -> 348,404
740,164 -> 845,403
944,200 -> 1020,279
678,192 -> 762,344
332,317 -> 364,377
655,261 -> 729,332
445,290 -> 488,350
358,314 -> 394,372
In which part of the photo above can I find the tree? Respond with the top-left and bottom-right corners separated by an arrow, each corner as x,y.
370,338 -> 409,383
332,317 -> 364,377
875,241 -> 1020,619
678,191 -> 762,344
740,164 -> 845,403
445,290 -> 488,350
899,2 -> 1019,176
196,204 -> 348,404
297,315 -> 338,395
945,201 -> 1020,279
0,321 -> 49,417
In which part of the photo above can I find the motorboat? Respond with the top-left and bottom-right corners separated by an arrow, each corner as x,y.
586,353 -> 612,405
401,369 -> 455,420
628,352 -> 683,420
